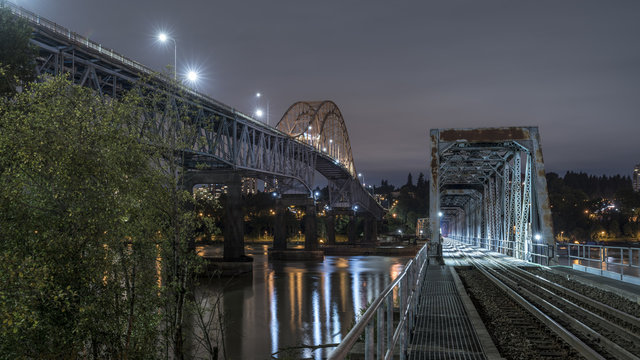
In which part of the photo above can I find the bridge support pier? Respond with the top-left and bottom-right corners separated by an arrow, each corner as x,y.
304,202 -> 318,250
325,211 -> 336,245
183,170 -> 251,275
269,195 -> 323,261
363,214 -> 377,245
273,199 -> 287,250
223,174 -> 245,260
348,215 -> 357,245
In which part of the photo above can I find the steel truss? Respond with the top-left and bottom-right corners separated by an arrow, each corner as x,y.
278,101 -> 383,218
7,2 -> 383,218
429,127 -> 554,264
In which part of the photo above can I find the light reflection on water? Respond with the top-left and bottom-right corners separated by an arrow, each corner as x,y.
194,244 -> 409,359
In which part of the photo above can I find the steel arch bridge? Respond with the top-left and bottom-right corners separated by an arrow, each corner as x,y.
277,101 -> 355,177
7,2 -> 384,219
429,127 -> 555,265
276,101 -> 381,216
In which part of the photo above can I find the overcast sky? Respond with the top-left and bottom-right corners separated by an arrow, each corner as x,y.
19,0 -> 640,186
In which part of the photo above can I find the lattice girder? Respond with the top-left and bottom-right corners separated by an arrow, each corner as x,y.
429,127 -> 555,264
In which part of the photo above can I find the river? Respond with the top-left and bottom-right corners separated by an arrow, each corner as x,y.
192,244 -> 409,359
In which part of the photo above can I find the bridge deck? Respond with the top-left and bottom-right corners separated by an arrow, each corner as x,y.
408,264 -> 500,360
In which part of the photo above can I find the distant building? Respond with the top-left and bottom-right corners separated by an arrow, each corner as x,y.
634,164 -> 640,192
241,178 -> 257,195
193,177 -> 258,199
416,218 -> 430,239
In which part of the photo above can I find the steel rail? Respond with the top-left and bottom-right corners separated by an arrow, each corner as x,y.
450,242 -> 606,360
487,264 -> 640,360
499,260 -> 640,329
475,253 -> 640,359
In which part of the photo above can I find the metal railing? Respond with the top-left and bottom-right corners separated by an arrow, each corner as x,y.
328,243 -> 429,360
450,235 -> 550,265
561,243 -> 640,280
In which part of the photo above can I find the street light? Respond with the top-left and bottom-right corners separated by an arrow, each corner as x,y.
255,92 -> 269,124
157,32 -> 177,80
186,69 -> 199,84
358,173 -> 364,186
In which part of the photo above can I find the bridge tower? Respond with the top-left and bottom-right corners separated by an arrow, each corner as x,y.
429,127 -> 555,264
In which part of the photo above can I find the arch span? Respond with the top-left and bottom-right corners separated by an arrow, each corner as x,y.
276,101 -> 356,177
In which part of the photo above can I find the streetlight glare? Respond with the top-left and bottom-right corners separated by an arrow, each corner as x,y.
255,109 -> 264,117
256,92 -> 261,98
186,70 -> 199,82
158,32 -> 168,42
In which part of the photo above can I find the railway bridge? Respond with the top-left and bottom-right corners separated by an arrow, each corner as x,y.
428,126 -> 555,265
7,3 -> 384,260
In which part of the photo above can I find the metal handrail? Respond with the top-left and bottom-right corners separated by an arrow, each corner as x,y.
328,243 -> 428,360
451,235 -> 550,265
563,243 -> 640,279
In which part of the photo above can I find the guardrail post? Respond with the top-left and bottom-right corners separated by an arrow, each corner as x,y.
386,295 -> 393,354
377,306 -> 384,360
365,320 -> 374,360
399,280 -> 406,360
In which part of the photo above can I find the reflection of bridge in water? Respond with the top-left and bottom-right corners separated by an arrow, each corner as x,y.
8,3 -> 384,260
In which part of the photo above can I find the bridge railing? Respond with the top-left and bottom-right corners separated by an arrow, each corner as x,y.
328,243 -> 428,360
450,235 -> 551,265
558,243 -> 640,283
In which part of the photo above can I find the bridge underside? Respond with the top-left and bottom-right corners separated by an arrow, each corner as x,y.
429,127 -> 555,265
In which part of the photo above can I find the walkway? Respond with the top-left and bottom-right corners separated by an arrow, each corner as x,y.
408,263 -> 502,360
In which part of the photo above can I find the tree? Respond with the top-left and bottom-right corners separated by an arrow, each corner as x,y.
405,172 -> 413,188
0,3 -> 37,96
0,76 -> 163,358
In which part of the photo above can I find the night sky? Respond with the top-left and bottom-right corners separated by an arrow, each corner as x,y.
19,0 -> 640,186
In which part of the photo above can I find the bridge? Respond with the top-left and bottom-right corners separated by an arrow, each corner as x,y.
428,126 -> 555,265
7,3 -> 384,260
326,128 -> 639,359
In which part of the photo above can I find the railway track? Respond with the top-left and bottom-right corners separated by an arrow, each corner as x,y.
449,240 -> 640,360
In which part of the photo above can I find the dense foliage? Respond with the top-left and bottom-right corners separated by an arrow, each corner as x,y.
0,76 -> 164,358
547,172 -> 640,242
0,3 -> 37,96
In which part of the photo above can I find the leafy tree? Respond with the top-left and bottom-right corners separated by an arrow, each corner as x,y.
0,3 -> 37,96
0,76 -> 162,358
405,172 -> 413,188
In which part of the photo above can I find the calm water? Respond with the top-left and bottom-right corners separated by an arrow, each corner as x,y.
192,245 -> 409,359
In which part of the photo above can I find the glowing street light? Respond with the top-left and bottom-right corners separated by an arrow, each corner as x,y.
186,70 -> 199,83
255,92 -> 269,124
438,211 -> 443,217
157,32 -> 177,80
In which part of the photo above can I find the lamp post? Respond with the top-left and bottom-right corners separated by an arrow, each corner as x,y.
158,32 -> 177,80
255,92 -> 270,125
